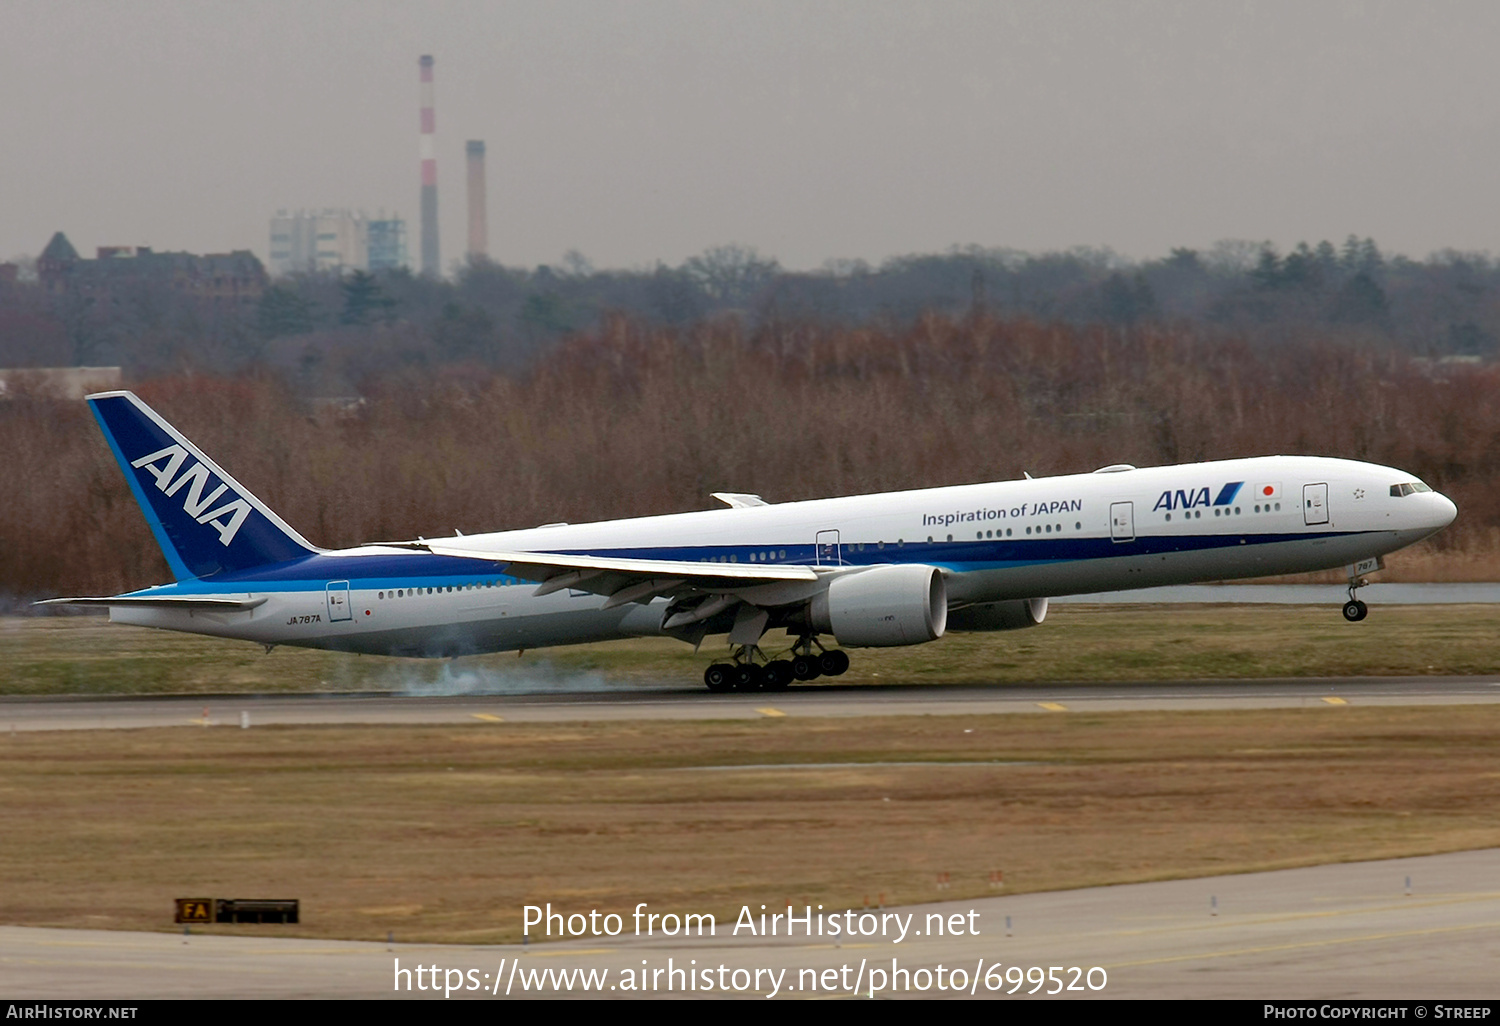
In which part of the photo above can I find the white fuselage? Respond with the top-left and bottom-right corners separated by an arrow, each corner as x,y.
110,455 -> 1457,658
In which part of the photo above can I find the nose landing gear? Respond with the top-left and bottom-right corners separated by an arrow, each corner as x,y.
1342,577 -> 1369,622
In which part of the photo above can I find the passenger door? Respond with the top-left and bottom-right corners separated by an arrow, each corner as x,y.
325,580 -> 352,622
1110,501 -> 1135,542
1303,483 -> 1329,526
814,529 -> 842,566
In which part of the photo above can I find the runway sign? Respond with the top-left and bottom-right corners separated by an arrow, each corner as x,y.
215,898 -> 299,924
174,898 -> 214,924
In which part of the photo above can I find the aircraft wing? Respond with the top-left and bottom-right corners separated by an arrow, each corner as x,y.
36,595 -> 269,610
402,541 -> 833,615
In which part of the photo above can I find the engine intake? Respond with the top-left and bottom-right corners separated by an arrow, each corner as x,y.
809,564 -> 947,647
945,597 -> 1049,632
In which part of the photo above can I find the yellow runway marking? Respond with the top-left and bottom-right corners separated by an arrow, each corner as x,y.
470,713 -> 504,722
1322,697 -> 1348,706
756,708 -> 787,718
1037,702 -> 1068,712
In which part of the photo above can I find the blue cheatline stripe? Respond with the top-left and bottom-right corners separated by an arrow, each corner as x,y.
90,401 -> 195,582
552,529 -> 1360,568
134,529 -> 1369,597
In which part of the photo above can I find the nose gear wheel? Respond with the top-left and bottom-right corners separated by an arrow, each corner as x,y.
1342,577 -> 1369,622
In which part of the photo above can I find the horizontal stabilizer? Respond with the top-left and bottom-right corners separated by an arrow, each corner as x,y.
37,595 -> 268,610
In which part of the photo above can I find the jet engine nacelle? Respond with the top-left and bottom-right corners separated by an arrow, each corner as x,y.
809,564 -> 947,647
945,597 -> 1049,632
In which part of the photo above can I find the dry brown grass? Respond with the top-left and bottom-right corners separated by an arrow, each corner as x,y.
4,318 -> 1500,599
2,707 -> 1498,943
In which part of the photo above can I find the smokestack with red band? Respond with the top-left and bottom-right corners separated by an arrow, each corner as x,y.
466,140 -> 488,261
419,55 -> 440,276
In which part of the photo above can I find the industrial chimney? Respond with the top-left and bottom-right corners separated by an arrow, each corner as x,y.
419,55 -> 440,276
466,140 -> 488,261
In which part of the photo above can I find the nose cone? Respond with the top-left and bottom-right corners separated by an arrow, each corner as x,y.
1432,492 -> 1458,530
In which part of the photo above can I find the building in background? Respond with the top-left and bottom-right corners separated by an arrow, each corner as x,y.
37,231 -> 266,307
267,210 -> 408,277
366,218 -> 409,272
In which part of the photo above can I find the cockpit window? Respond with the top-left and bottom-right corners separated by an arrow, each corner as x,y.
1389,482 -> 1433,497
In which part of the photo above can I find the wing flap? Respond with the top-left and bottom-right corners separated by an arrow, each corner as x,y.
410,542 -> 827,608
422,542 -> 819,584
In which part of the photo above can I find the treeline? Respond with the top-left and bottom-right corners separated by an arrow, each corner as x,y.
4,314 -> 1497,601
6,238 -> 1500,386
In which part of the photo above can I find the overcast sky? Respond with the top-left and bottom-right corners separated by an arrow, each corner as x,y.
5,0 -> 1500,272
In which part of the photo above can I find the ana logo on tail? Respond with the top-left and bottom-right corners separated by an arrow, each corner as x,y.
129,445 -> 253,546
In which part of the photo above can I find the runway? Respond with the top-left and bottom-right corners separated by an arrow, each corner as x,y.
1054,582 -> 1500,604
3,849 -> 1497,999
1,676 -> 1499,731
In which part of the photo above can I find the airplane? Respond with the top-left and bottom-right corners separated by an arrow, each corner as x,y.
43,390 -> 1458,692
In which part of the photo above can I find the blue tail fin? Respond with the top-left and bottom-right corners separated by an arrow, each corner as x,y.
88,391 -> 320,580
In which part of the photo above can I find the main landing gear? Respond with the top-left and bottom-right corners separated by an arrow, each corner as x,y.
703,637 -> 851,692
1342,577 -> 1369,622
